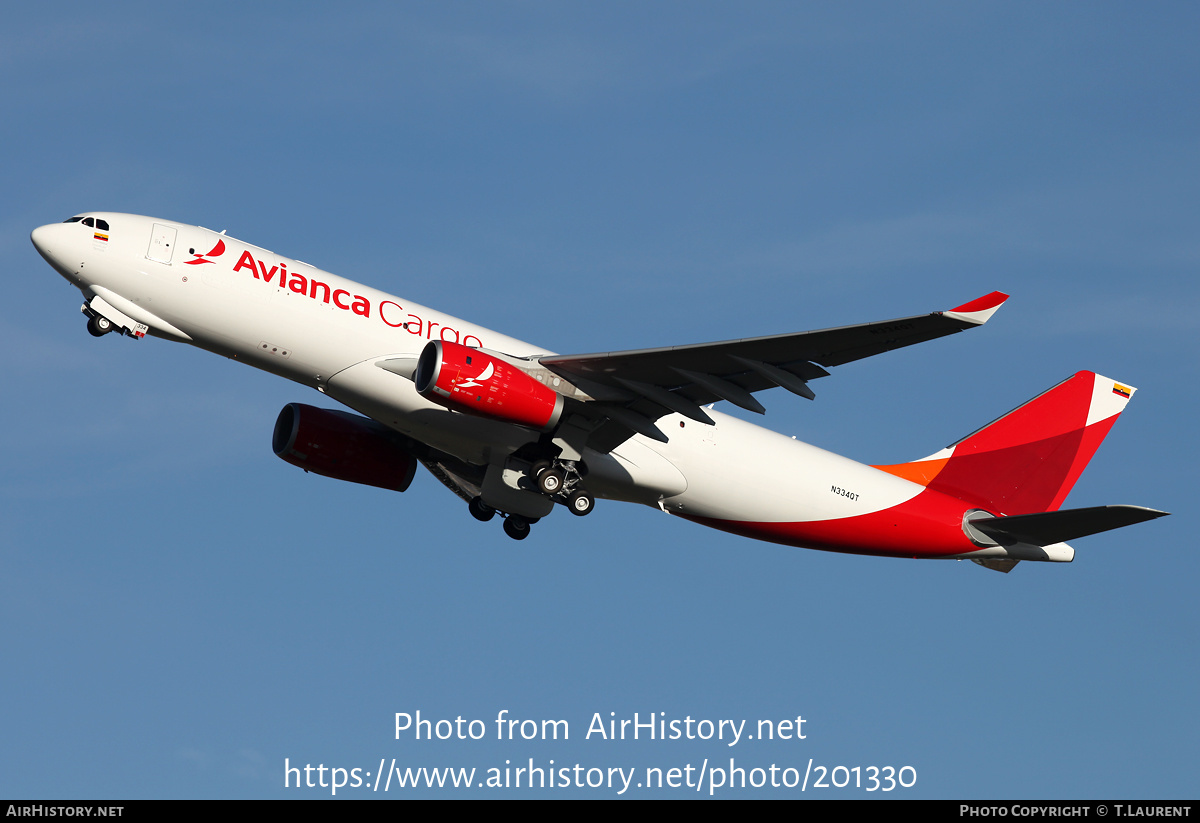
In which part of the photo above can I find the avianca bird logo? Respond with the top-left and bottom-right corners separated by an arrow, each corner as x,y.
457,362 -> 494,389
184,238 -> 226,265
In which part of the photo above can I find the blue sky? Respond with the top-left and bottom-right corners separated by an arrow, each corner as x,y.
2,2 -> 1196,798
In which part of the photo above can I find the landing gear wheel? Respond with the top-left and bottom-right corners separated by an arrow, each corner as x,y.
537,468 -> 566,495
468,496 -> 495,522
87,315 -> 113,337
530,460 -> 552,478
567,490 -> 595,517
503,515 -> 531,541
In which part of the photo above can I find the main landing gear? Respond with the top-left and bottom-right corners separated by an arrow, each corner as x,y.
531,459 -> 594,517
468,457 -> 596,541
503,515 -> 531,541
467,497 -> 540,541
468,496 -> 495,522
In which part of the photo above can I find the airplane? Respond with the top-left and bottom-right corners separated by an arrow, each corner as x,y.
31,212 -> 1167,572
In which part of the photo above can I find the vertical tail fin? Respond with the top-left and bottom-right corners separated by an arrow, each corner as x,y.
874,371 -> 1135,514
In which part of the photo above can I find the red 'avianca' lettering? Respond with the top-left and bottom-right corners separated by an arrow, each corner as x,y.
233,249 -> 371,318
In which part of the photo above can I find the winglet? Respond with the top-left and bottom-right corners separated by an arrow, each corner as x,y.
942,291 -> 1009,325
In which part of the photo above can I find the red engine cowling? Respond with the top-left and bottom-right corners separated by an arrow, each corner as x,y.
272,403 -> 418,492
414,340 -> 564,431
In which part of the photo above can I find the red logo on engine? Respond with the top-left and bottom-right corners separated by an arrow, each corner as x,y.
184,238 -> 226,265
457,362 -> 494,389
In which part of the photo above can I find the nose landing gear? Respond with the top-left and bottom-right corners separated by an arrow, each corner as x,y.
86,315 -> 113,337
81,299 -> 148,340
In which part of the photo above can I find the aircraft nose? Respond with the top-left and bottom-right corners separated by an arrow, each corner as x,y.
31,222 -> 77,280
30,223 -> 54,256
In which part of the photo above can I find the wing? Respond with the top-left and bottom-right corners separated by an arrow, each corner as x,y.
539,292 -> 1008,450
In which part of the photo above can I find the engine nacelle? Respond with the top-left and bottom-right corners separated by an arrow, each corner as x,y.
414,340 -> 564,431
272,403 -> 418,493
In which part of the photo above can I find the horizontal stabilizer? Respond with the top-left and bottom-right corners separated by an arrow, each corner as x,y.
970,505 -> 1168,546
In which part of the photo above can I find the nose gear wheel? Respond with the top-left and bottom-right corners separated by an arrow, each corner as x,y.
87,315 -> 113,337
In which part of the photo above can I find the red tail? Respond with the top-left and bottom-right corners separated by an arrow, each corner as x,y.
874,371 -> 1135,515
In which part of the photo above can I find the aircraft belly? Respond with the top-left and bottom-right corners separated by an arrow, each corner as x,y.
649,411 -> 980,557
656,411 -> 920,522
586,439 -> 688,505
679,499 -> 983,558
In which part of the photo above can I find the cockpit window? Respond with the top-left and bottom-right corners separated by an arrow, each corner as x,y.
62,216 -> 110,230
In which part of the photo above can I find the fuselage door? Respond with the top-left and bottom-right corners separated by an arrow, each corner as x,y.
146,223 -> 177,264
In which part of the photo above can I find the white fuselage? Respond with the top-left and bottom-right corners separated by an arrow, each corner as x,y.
33,213 -> 978,558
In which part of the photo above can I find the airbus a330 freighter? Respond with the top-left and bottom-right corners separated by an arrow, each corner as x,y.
32,213 -> 1166,572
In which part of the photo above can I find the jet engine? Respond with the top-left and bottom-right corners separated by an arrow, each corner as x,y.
272,403 -> 418,492
414,340 -> 564,431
